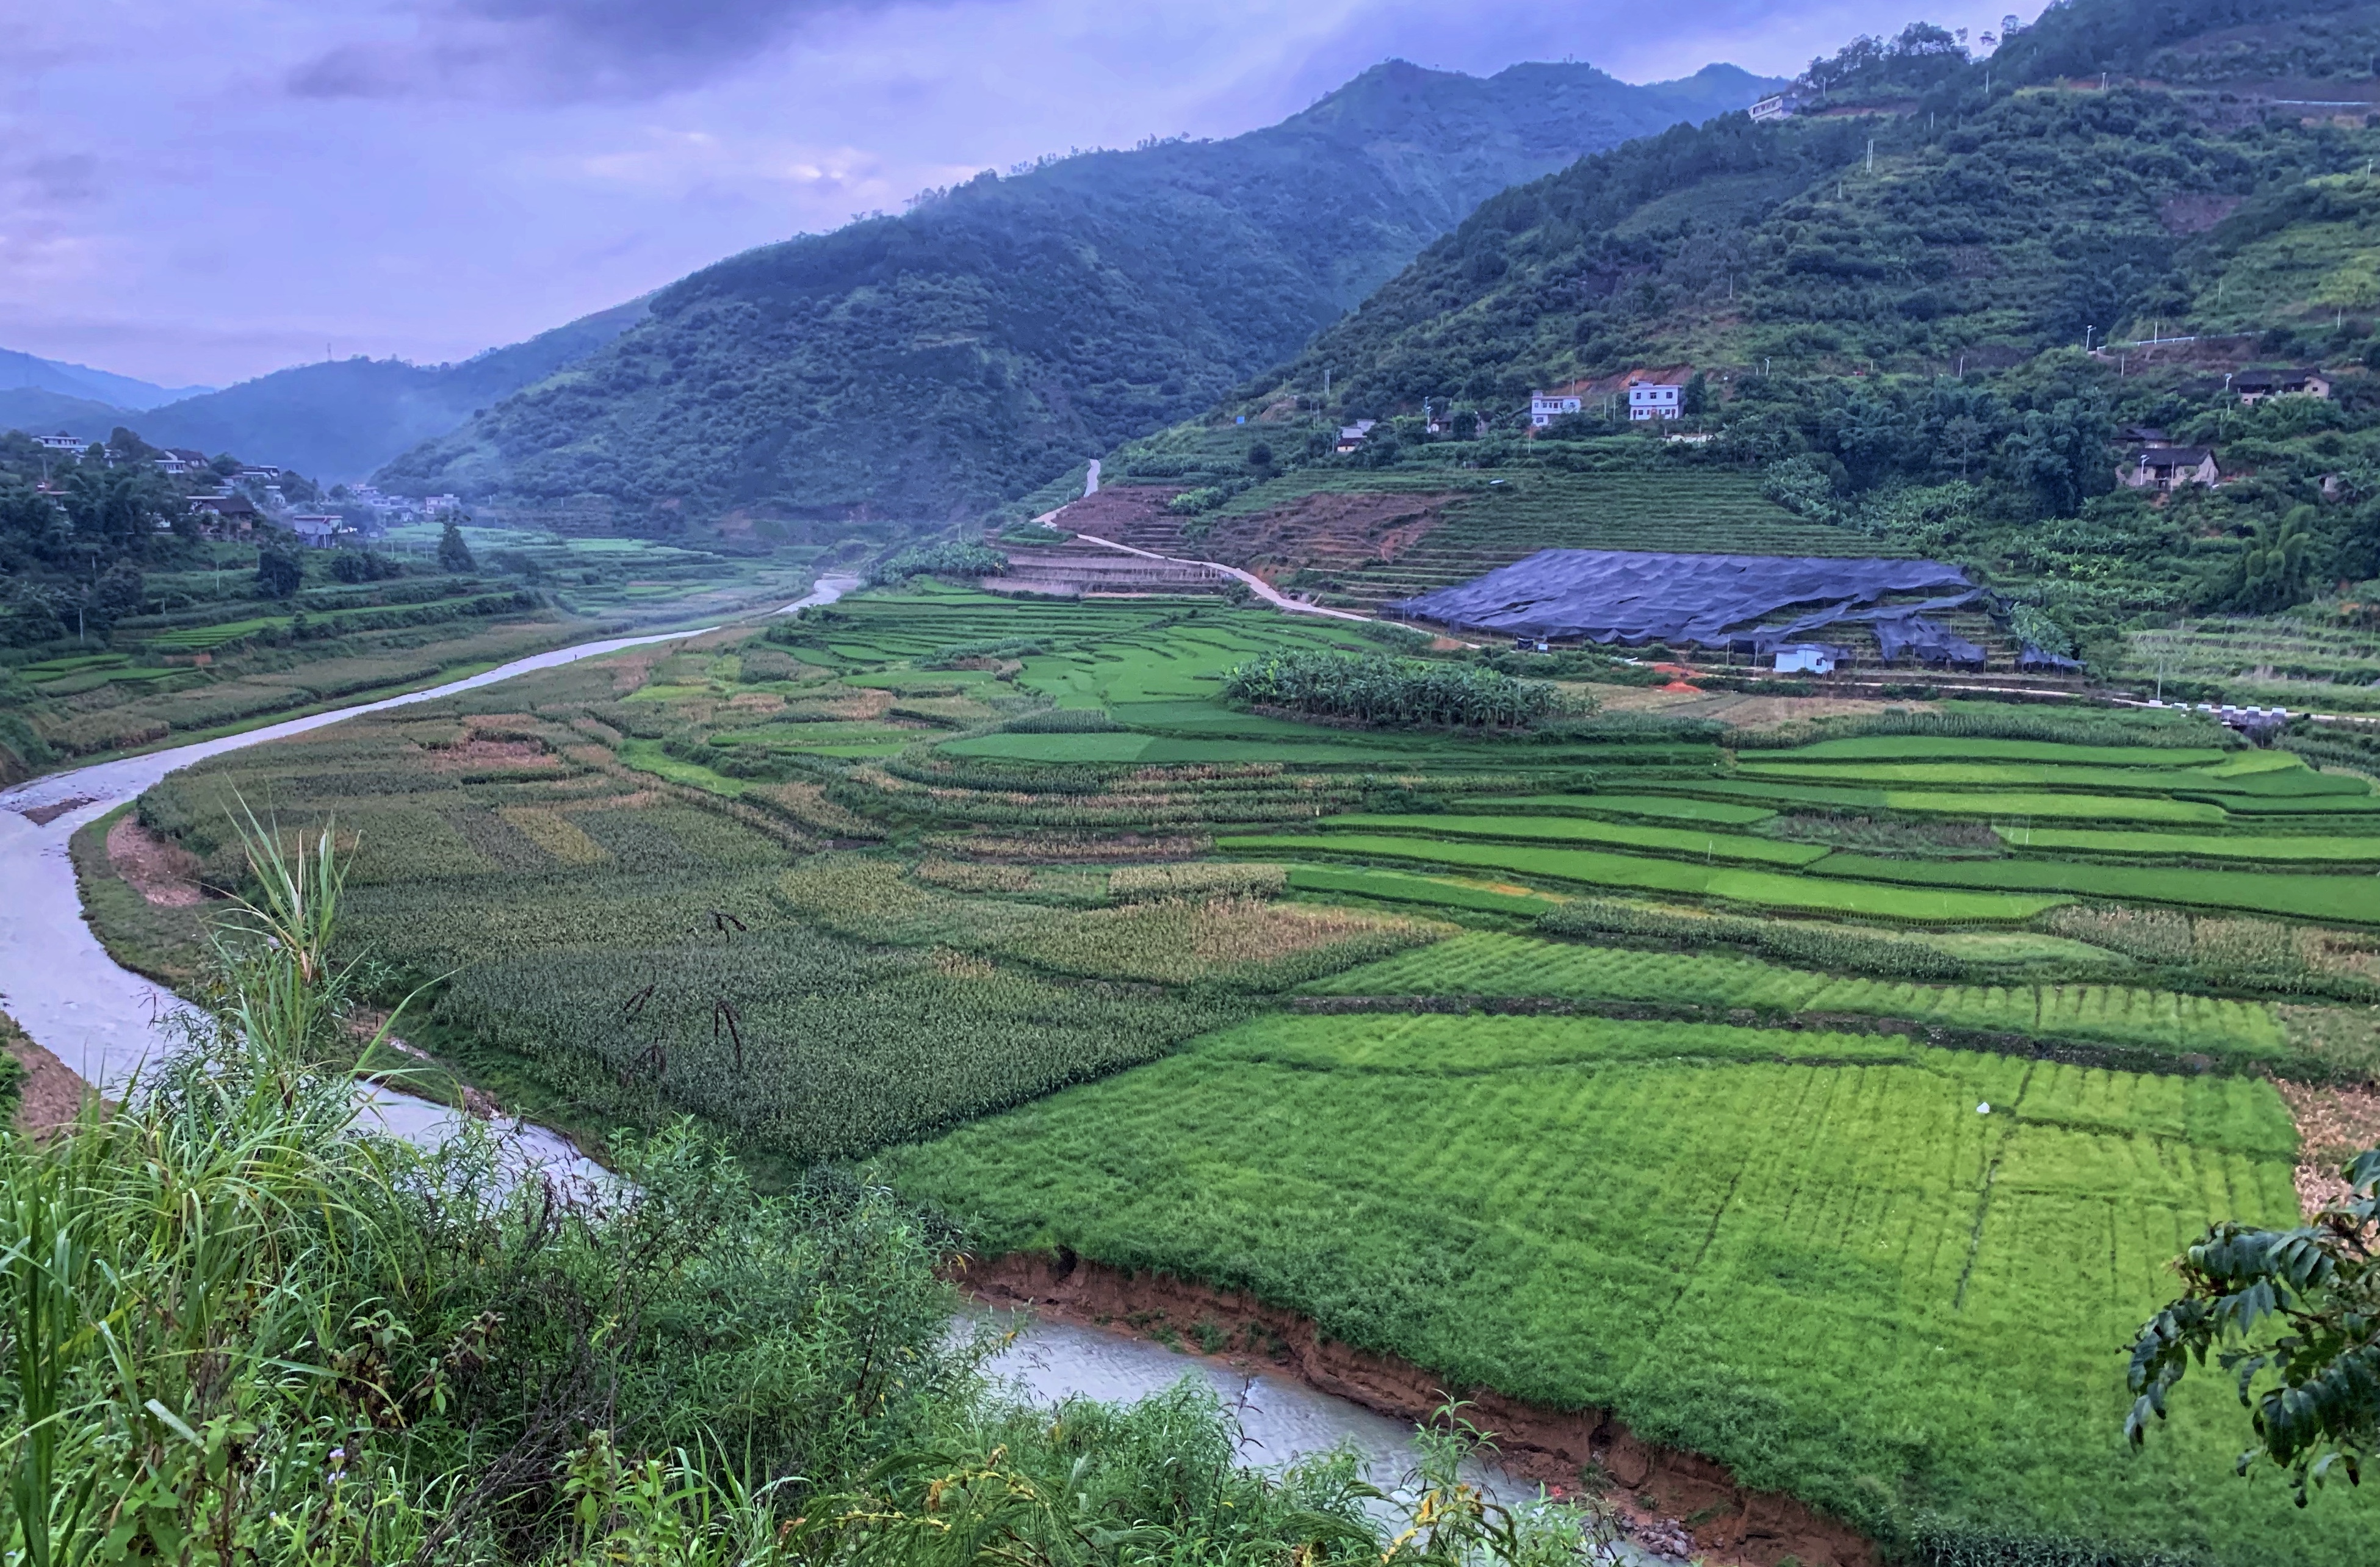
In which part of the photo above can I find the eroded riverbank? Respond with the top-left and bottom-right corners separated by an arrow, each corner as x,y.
969,1252 -> 1878,1567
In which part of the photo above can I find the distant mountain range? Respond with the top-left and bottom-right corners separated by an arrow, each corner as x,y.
375,59 -> 1784,523
0,298 -> 650,482
0,348 -> 212,412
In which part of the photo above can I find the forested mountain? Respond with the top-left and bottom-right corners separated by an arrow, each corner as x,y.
375,60 -> 1781,524
1153,2 -> 2380,652
112,298 -> 651,481
0,388 -> 134,444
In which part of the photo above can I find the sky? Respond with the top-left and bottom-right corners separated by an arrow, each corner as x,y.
2,1 -> 2046,391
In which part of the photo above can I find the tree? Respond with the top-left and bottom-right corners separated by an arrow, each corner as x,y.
255,545 -> 303,599
2127,1145 -> 2380,1502
2232,506 -> 2318,611
92,562 -> 145,618
436,518 -> 476,573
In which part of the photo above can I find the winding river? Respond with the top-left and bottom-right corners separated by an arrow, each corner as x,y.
0,572 -> 1647,1554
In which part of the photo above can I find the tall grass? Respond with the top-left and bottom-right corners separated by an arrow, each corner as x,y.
6,812 -> 1621,1566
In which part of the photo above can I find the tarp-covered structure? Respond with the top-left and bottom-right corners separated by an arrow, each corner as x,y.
1389,550 -> 1981,658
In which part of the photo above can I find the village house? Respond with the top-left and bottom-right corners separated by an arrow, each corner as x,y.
33,432 -> 85,452
188,492 -> 260,536
2119,446 -> 2221,492
1334,419 -> 1377,453
1773,644 -> 1842,675
419,493 -> 463,516
1528,391 -> 1582,428
2235,369 -> 2331,404
286,513 -> 347,547
1628,381 -> 1684,420
1749,92 -> 1802,122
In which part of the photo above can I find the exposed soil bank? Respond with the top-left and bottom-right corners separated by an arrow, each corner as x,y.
1,1012 -> 92,1137
967,1251 -> 1877,1567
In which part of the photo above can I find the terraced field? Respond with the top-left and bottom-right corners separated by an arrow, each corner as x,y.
881,1014 -> 2357,1567
99,585 -> 2380,1567
1061,467 -> 1898,610
1307,931 -> 2296,1064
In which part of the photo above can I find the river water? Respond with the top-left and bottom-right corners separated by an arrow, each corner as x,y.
0,574 -> 857,1150
0,572 -> 1652,1555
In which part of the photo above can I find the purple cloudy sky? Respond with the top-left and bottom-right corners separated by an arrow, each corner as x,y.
3,1 -> 2043,389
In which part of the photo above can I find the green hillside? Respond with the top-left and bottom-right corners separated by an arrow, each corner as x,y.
372,61 -> 1781,526
1061,7 -> 2380,674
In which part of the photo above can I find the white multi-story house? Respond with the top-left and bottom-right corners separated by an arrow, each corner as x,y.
34,432 -> 85,452
1529,392 -> 1582,427
1628,382 -> 1684,420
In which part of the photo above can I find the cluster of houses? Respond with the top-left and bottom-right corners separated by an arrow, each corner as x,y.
2113,367 -> 2335,492
1325,376 -> 1693,452
20,428 -> 461,547
1322,354 -> 2329,461
1529,379 -> 1687,427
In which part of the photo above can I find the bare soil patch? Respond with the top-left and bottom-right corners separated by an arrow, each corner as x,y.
1195,491 -> 1463,573
2275,1079 -> 2380,1215
16,796 -> 97,826
1047,485 -> 1189,544
2,1015 -> 93,1138
106,813 -> 206,907
2159,192 -> 2245,234
427,736 -> 550,771
1590,686 -> 1941,727
968,1253 -> 1875,1567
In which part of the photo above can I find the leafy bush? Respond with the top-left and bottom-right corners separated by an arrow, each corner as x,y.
1222,649 -> 1561,729
868,541 -> 1009,585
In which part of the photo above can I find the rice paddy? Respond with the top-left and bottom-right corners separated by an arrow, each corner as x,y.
878,1013 -> 2356,1567
93,583 -> 2380,1567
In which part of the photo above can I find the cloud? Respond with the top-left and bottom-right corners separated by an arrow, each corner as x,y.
286,0 -> 990,103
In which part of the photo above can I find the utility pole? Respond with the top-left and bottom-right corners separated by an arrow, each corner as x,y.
2084,324 -> 2094,352
1866,139 -> 1874,174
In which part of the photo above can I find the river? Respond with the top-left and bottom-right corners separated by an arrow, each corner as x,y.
0,572 -> 1651,1555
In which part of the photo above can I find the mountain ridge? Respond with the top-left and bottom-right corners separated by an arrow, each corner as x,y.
0,348 -> 210,412
86,298 -> 652,481
373,57 -> 1782,525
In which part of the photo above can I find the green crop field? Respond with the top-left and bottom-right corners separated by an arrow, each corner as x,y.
1766,737 -> 2234,767
1474,792 -> 1778,825
1222,832 -> 2072,921
879,1012 -> 2352,1567
1812,852 -> 2380,926
1314,812 -> 1833,866
1997,824 -> 2380,862
1307,931 -> 2295,1063
1283,864 -> 1569,915
90,583 -> 2380,1567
